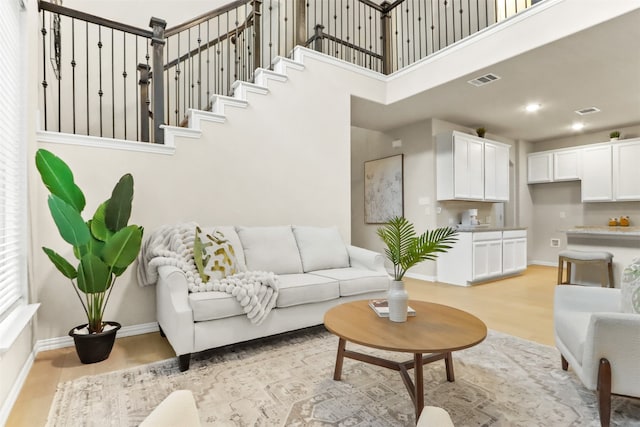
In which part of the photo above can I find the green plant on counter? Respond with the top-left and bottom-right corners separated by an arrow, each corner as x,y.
609,131 -> 620,139
377,216 -> 458,281
36,149 -> 144,333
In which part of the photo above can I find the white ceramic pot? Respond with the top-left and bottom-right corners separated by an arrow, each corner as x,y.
388,280 -> 409,322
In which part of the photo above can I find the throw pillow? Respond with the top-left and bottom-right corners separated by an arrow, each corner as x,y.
292,226 -> 350,272
621,258 -> 640,314
194,226 -> 239,282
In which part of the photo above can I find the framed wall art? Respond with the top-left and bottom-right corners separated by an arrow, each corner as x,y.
364,154 -> 404,224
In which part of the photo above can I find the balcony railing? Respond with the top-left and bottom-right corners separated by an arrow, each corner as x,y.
38,0 -> 535,143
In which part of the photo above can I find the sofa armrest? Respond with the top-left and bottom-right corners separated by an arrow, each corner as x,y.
581,313 -> 640,395
347,245 -> 387,274
156,265 -> 194,356
554,285 -> 621,314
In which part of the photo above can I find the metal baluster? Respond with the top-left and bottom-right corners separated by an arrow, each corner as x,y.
111,28 -> 115,138
123,31 -> 127,140
176,35 -> 180,125
41,12 -> 48,131
98,25 -> 103,137
71,18 -> 76,134
206,20 -> 210,106
165,38 -> 170,124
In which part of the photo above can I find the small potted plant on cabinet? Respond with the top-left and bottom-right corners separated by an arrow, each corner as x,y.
377,216 -> 457,322
609,131 -> 620,141
36,149 -> 144,364
476,127 -> 486,138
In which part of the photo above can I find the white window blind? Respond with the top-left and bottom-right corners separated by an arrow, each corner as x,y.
0,0 -> 27,321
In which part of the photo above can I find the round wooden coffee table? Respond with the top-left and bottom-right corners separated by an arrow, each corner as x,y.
324,299 -> 487,422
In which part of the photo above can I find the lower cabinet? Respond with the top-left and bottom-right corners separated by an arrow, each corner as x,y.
437,229 -> 527,286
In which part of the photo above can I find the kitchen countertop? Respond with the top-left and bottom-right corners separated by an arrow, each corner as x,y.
565,226 -> 640,238
454,226 -> 527,232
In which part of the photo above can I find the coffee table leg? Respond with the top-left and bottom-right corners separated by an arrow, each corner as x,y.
414,352 -> 424,421
333,338 -> 346,380
445,352 -> 455,382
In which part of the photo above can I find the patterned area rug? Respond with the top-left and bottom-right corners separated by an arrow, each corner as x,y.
46,327 -> 640,426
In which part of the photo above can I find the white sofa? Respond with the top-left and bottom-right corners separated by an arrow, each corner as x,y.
153,225 -> 390,371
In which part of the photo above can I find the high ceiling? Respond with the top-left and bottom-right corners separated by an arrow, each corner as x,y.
351,7 -> 640,142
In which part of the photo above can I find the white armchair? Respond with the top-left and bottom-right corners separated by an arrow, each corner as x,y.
554,285 -> 640,427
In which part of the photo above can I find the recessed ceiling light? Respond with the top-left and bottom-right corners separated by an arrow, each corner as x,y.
572,122 -> 585,131
525,103 -> 541,112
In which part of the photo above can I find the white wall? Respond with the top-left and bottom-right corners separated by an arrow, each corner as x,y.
527,124 -> 640,265
32,48 -> 387,340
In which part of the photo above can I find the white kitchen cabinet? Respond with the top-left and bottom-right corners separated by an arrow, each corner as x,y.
527,148 -> 580,184
502,230 -> 527,274
581,144 -> 613,202
527,152 -> 553,183
436,131 -> 510,201
553,149 -> 581,181
484,142 -> 510,201
472,233 -> 503,281
613,139 -> 640,201
437,229 -> 527,286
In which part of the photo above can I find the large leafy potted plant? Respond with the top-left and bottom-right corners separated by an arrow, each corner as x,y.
36,149 -> 144,363
377,216 -> 458,322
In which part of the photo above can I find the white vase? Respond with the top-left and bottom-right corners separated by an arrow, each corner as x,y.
388,280 -> 409,322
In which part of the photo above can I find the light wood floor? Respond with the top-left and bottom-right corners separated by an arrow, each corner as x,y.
7,265 -> 558,427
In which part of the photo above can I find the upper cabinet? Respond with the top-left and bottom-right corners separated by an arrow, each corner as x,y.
436,131 -> 510,202
581,144 -> 613,202
581,139 -> 640,202
527,148 -> 580,184
484,141 -> 510,201
613,140 -> 640,201
529,138 -> 640,203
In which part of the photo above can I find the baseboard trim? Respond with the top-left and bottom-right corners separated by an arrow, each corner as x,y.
529,260 -> 557,267
34,322 -> 159,353
403,272 -> 437,282
0,348 -> 36,427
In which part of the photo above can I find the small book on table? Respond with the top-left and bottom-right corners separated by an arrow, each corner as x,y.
368,299 -> 416,317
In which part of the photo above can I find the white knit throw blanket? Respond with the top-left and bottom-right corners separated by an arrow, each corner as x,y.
137,222 -> 279,325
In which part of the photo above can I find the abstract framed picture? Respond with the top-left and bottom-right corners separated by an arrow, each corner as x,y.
364,154 -> 404,224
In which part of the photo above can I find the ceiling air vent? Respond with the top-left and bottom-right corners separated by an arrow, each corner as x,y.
575,107 -> 601,115
467,73 -> 501,87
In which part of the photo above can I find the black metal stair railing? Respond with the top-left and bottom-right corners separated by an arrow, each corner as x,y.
38,2 -> 155,142
38,0 -> 535,144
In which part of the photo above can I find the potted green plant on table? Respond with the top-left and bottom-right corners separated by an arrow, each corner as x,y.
377,216 -> 458,322
36,149 -> 144,363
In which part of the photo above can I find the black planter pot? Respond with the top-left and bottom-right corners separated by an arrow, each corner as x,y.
69,321 -> 121,364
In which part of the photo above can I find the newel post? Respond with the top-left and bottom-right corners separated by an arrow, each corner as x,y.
253,0 -> 262,74
313,24 -> 324,52
295,0 -> 306,47
380,2 -> 392,75
149,17 -> 166,144
137,63 -> 151,142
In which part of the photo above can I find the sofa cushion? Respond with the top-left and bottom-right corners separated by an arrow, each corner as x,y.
199,226 -> 246,272
276,273 -> 339,308
555,311 -> 592,364
310,268 -> 389,296
189,291 -> 245,322
237,226 -> 303,274
292,226 -> 350,272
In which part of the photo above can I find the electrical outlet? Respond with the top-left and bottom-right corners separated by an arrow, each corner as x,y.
559,212 -> 566,219
550,238 -> 560,247
436,207 -> 442,214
